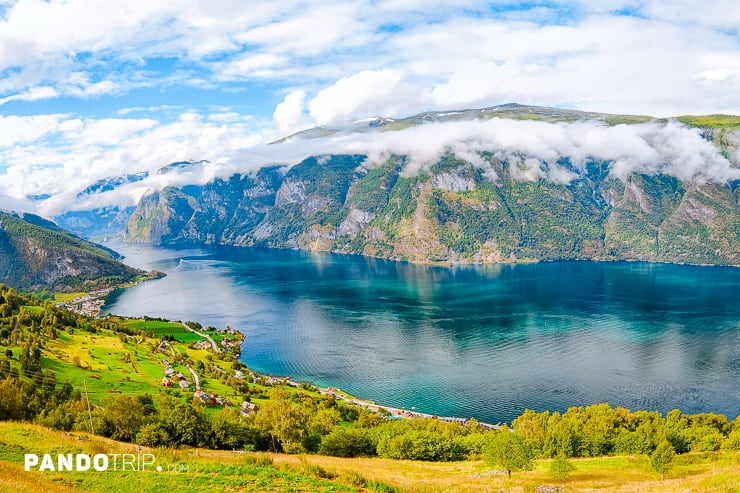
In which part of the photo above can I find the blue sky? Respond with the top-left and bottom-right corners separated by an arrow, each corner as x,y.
0,0 -> 739,214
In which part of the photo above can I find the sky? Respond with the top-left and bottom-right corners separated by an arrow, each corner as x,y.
1,0 -> 739,215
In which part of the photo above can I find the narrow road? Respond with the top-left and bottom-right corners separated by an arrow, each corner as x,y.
180,322 -> 220,353
162,340 -> 176,359
185,363 -> 200,390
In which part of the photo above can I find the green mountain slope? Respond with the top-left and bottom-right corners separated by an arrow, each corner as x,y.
123,106 -> 740,266
0,211 -> 144,291
123,153 -> 740,266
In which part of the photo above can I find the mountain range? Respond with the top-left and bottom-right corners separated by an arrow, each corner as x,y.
60,104 -> 740,266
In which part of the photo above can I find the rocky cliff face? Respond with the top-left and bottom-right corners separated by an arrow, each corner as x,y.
123,151 -> 740,266
0,212 -> 143,291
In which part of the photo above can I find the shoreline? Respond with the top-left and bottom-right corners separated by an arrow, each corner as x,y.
247,370 -> 503,431
129,240 -> 740,269
54,271 -> 165,318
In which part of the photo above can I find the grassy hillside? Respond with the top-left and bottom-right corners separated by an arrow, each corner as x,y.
0,423 -> 359,492
1,423 -> 739,493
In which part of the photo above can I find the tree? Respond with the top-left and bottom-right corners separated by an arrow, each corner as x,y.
210,407 -> 248,449
253,390 -> 308,453
319,427 -> 375,458
136,423 -> 170,447
310,407 -> 341,436
483,430 -> 536,477
549,453 -> 576,481
102,395 -> 145,441
512,409 -> 548,453
651,440 -> 675,479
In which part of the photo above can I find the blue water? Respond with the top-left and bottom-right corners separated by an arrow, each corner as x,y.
103,243 -> 740,423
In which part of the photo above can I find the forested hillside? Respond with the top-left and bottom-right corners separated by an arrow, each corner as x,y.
123,152 -> 740,266
0,211 -> 144,291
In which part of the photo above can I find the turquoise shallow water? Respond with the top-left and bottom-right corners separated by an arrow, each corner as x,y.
103,243 -> 740,423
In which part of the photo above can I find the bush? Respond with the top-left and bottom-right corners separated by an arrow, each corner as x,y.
243,453 -> 273,467
377,430 -> 466,461
722,429 -> 740,450
136,423 -> 170,447
549,453 -> 576,481
651,440 -> 675,479
319,427 -> 375,458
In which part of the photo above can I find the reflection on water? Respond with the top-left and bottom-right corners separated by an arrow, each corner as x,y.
104,242 -> 740,423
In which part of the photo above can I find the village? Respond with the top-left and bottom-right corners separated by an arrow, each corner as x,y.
152,328 -> 260,419
54,289 -> 113,317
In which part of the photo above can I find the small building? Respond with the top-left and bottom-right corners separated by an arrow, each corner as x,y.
190,340 -> 210,350
215,396 -> 231,406
234,370 -> 244,380
194,390 -> 217,406
178,379 -> 190,390
240,401 -> 257,416
161,377 -> 173,388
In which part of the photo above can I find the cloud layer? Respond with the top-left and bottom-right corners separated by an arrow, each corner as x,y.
1,111 -> 737,217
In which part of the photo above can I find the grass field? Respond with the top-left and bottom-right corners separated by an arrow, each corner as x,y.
1,321 -> 243,406
1,423 -> 738,493
676,114 -> 740,129
119,320 -> 207,344
52,292 -> 88,303
273,452 -> 740,492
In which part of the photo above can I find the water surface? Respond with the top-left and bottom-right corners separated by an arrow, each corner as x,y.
104,243 -> 740,423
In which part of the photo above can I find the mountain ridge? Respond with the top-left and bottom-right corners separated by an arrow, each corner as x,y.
0,211 -> 147,291
122,153 -> 740,266
43,104 -> 739,267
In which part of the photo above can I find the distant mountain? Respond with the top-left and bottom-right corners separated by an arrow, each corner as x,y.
55,164 -> 213,239
272,103 -> 656,143
118,105 -> 740,266
156,160 -> 209,174
56,206 -> 136,240
76,172 -> 149,198
122,155 -> 740,266
0,211 -> 145,291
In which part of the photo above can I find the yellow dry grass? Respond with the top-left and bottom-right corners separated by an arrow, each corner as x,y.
272,451 -> 740,493
2,423 -> 739,493
0,463 -> 81,493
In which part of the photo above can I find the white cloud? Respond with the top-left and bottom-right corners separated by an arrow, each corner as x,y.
0,0 -> 738,118
0,0 -> 739,218
219,53 -> 287,79
308,69 -> 423,125
0,110 -> 272,215
273,90 -> 311,135
233,3 -> 369,56
0,113 -> 63,146
0,85 -> 57,105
